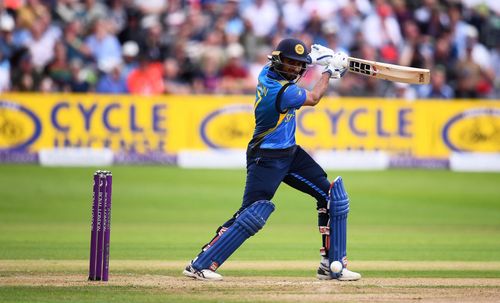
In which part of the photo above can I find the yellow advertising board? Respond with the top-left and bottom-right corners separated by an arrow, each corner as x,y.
0,94 -> 169,154
412,102 -> 500,157
1,94 -> 499,160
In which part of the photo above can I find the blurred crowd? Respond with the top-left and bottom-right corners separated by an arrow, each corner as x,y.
0,0 -> 498,99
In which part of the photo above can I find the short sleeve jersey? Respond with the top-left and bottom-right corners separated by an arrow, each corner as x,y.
249,65 -> 307,150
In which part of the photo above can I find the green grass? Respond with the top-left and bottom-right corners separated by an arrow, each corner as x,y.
1,165 -> 500,302
0,165 -> 499,262
0,286 -> 219,303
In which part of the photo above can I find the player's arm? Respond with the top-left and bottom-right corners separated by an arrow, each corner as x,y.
303,73 -> 331,107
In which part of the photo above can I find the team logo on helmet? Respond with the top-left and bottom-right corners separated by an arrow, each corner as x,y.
295,44 -> 305,55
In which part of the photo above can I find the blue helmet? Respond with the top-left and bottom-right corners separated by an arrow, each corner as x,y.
270,38 -> 309,81
273,38 -> 309,63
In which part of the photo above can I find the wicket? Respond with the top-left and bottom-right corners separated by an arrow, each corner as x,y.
89,170 -> 113,281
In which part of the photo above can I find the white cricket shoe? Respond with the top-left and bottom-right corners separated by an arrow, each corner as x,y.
183,263 -> 223,281
337,268 -> 362,281
316,258 -> 333,280
316,258 -> 361,281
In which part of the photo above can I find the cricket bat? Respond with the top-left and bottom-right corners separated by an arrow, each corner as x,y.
347,57 -> 430,84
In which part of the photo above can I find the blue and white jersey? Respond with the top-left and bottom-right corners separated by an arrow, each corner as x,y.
249,65 -> 307,150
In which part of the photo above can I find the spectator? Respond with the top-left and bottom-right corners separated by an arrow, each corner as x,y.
448,3 -> 471,61
454,43 -> 483,99
126,53 -> 164,95
492,45 -> 500,98
68,58 -> 92,92
399,20 -> 426,69
433,32 -> 457,78
415,1 -> 447,37
54,0 -> 110,32
26,14 -> 62,71
53,0 -> 81,24
392,0 -> 413,28
322,23 -> 346,54
184,6 -> 211,42
62,19 -> 87,63
333,3 -> 362,51
221,43 -> 253,94
248,46 -> 271,86
462,25 -> 495,98
108,0 -> 128,35
10,51 -> 42,91
0,14 -> 15,62
199,29 -> 225,69
121,40 -> 139,79
96,58 -> 128,94
303,0 -> 338,21
418,66 -> 454,99
194,52 -> 222,94
140,15 -> 169,62
0,48 -> 10,92
171,40 -> 200,86
163,0 -> 187,32
84,18 -> 122,67
16,0 -> 47,30
3,0 -> 22,10
282,0 -> 309,34
391,82 -> 417,101
118,8 -> 144,44
463,25 -> 492,69
222,0 -> 245,39
414,0 -> 437,34
76,0 -> 109,33
476,5 -> 499,49
134,0 -> 167,16
163,57 -> 190,94
242,0 -> 279,39
37,5 -> 63,43
0,0 -> 496,99
45,40 -> 72,91
306,12 -> 327,45
361,2 -> 403,50
39,76 -> 56,93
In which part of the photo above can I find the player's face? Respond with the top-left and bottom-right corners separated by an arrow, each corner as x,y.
280,57 -> 306,81
282,57 -> 303,74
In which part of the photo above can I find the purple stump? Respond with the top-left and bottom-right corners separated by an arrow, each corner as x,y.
89,170 -> 113,282
95,172 -> 106,280
102,172 -> 112,281
88,171 -> 100,280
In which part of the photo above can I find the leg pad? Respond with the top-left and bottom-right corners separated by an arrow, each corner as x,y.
192,200 -> 275,271
328,176 -> 349,277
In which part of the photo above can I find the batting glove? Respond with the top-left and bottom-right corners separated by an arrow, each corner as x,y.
307,44 -> 335,66
322,52 -> 348,79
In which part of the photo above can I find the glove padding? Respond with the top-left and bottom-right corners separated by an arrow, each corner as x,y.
307,44 -> 335,66
323,52 -> 349,79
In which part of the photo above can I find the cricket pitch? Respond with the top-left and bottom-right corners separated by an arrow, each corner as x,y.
1,260 -> 500,302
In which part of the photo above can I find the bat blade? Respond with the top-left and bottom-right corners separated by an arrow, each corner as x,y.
347,57 -> 430,84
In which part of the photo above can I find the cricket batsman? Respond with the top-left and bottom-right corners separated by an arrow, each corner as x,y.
183,38 -> 361,281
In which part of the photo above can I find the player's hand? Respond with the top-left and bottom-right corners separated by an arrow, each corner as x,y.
307,44 -> 335,66
322,52 -> 348,79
